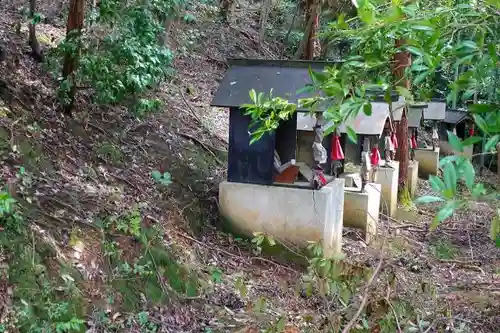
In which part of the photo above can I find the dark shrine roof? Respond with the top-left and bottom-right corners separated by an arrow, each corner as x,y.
210,58 -> 340,112
443,109 -> 471,124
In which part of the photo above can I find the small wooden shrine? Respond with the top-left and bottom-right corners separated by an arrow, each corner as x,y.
392,98 -> 447,153
440,109 -> 473,139
210,58 -> 341,189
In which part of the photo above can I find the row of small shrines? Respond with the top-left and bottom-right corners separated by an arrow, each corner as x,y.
213,59 -> 478,254
210,59 -> 475,190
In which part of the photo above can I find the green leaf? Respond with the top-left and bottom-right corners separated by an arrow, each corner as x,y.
473,114 -> 490,135
461,159 -> 475,190
439,156 -> 458,167
446,130 -> 463,152
431,201 -> 461,230
296,84 -> 315,95
411,25 -> 434,32
472,183 -> 486,198
488,43 -> 498,64
266,235 -> 276,246
276,317 -> 286,331
443,163 -> 457,197
484,134 -> 500,152
468,104 -> 492,113
407,46 -> 424,56
429,175 -> 446,192
413,71 -> 429,85
309,67 -> 328,85
151,170 -> 162,181
363,103 -> 372,116
414,196 -> 444,204
461,136 -> 482,147
346,126 -> 357,143
249,89 -> 257,103
457,40 -> 478,50
395,86 -> 413,102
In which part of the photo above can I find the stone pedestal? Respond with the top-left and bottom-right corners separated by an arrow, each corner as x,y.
219,179 -> 345,257
407,160 -> 419,198
374,161 -> 399,218
343,183 -> 381,243
414,147 -> 440,178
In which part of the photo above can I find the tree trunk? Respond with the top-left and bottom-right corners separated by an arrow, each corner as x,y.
394,39 -> 411,185
293,14 -> 314,60
259,0 -> 272,44
28,0 -> 43,62
62,0 -> 85,115
304,0 -> 316,60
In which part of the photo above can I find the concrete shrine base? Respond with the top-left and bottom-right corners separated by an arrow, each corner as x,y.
374,161 -> 399,218
218,179 -> 345,257
343,183 -> 381,243
414,147 -> 440,178
407,160 -> 419,198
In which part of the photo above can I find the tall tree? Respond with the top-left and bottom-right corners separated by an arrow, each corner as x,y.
394,39 -> 411,186
61,0 -> 85,114
294,0 -> 319,60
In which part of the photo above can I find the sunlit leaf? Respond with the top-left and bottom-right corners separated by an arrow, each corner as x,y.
337,13 -> 348,29
439,156 -> 458,167
413,71 -> 429,85
443,163 -> 457,197
429,175 -> 445,192
411,25 -> 434,32
431,201 -> 461,230
461,159 -> 475,190
414,196 -> 444,204
151,170 -> 162,181
484,134 -> 500,152
395,86 -> 413,102
461,136 -> 482,147
446,130 -> 463,152
473,114 -> 490,135
346,126 -> 357,143
472,183 -> 486,198
249,89 -> 257,103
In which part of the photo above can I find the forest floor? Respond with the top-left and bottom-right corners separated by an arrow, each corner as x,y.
0,1 -> 499,332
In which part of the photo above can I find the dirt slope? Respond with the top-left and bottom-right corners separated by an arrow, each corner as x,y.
0,1 -> 499,332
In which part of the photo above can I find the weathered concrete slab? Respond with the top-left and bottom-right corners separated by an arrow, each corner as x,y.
343,183 -> 381,243
219,179 -> 345,256
414,147 -> 440,177
407,160 -> 419,198
340,172 -> 362,188
374,161 -> 399,217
